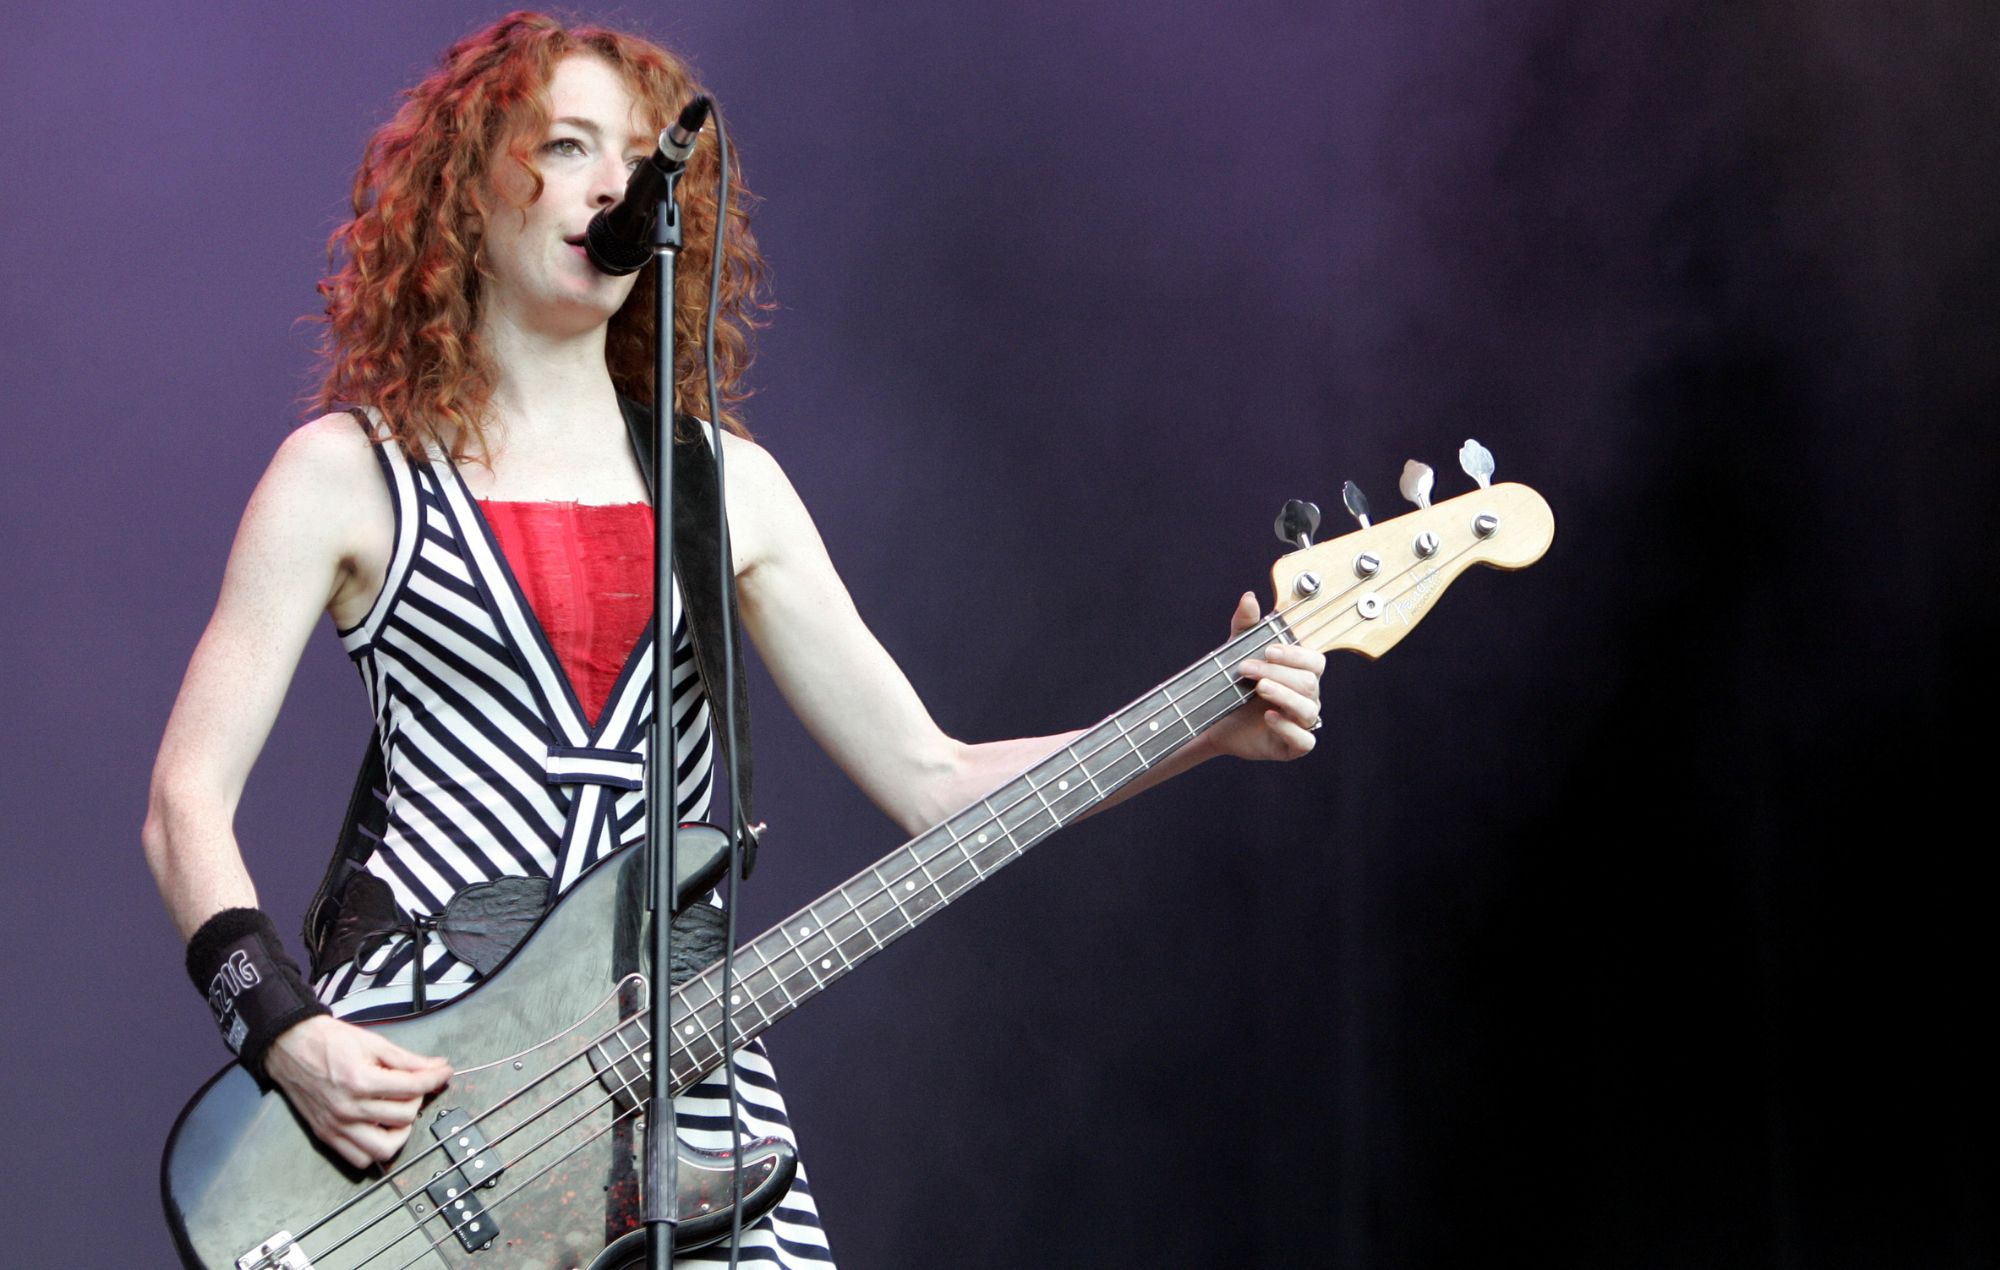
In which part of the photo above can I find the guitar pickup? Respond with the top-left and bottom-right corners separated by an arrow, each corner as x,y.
423,1107 -> 504,1252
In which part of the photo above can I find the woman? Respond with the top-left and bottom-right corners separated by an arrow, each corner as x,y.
143,12 -> 1326,1266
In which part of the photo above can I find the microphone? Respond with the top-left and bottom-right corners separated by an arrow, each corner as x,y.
583,96 -> 712,276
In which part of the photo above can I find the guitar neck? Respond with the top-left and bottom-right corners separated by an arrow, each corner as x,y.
659,615 -> 1294,1092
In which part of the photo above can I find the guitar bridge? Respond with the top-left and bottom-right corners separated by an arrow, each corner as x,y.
423,1106 -> 505,1252
236,1232 -> 314,1269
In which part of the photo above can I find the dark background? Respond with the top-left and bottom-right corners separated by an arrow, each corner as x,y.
1,2 -> 1991,1265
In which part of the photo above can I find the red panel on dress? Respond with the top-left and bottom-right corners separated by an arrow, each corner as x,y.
479,501 -> 655,729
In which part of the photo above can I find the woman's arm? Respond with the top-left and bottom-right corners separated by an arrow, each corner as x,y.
142,415 -> 451,1169
723,435 -> 1325,839
143,417 -> 380,935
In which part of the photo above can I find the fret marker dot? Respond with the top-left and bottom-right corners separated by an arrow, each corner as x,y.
683,1023 -> 695,1036
820,958 -> 832,970
1058,779 -> 1069,791
730,994 -> 741,1006
1149,720 -> 1160,732
905,880 -> 915,891
799,924 -> 811,937
977,832 -> 988,844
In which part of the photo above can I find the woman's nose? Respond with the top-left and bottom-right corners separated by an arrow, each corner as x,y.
591,157 -> 626,207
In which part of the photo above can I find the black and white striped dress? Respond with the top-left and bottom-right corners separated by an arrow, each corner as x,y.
314,431 -> 834,1266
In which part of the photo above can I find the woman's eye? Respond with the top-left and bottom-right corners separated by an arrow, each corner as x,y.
546,137 -> 586,158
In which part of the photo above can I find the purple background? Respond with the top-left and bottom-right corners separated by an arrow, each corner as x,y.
2,2 -> 1992,1264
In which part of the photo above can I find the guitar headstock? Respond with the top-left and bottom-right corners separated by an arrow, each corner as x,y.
1268,459 -> 1553,660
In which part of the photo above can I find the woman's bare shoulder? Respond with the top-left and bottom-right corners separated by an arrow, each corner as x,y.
717,427 -> 780,483
255,412 -> 391,525
276,410 -> 384,483
239,413 -> 396,616
715,429 -> 805,573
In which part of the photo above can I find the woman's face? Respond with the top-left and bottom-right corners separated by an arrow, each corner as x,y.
480,54 -> 655,336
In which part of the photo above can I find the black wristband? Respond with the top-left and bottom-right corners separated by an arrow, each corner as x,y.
186,907 -> 329,1079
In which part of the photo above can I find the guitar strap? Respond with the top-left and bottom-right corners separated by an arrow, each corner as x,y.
301,401 -> 757,981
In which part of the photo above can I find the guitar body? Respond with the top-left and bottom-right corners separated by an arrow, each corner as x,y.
163,830 -> 798,1270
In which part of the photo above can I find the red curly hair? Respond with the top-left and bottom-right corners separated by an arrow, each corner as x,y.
314,11 -> 768,459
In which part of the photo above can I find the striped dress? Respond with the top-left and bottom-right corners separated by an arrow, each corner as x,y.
313,431 -> 834,1266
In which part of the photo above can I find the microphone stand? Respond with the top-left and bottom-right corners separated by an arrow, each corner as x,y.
643,173 -> 685,1270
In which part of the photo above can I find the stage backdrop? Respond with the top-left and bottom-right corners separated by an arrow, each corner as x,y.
1,2 -> 1991,1265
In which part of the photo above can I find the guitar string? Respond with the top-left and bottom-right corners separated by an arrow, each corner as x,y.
321,978 -> 821,1270
384,1109 -> 647,1270
354,1053 -> 653,1270
381,1030 -> 786,1270
351,587 -> 1343,1270
300,541 -> 1461,1266
366,1083 -> 641,1270
277,1002 -> 664,1263
274,603 -> 1298,1261
560,535 -> 1462,1175
384,536 -> 1445,1181
288,545 -> 1458,1269
658,537 -> 1482,1074
645,583 -> 1360,1071
281,960 -> 791,1264
304,1001 -> 723,1269
267,591 -> 1334,1259
652,610 -> 1314,1063
262,532 -> 1480,1265
404,1034 -> 800,1270
353,1019 -> 773,1270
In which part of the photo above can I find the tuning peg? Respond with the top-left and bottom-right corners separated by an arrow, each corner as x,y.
1273,499 -> 1321,551
1341,480 -> 1371,528
1399,461 -> 1434,509
1458,439 -> 1495,489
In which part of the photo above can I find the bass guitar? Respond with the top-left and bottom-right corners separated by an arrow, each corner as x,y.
164,456 -> 1553,1269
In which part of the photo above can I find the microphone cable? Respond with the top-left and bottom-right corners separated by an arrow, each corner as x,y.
700,99 -> 751,1270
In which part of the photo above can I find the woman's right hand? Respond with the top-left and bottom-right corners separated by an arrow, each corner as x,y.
263,1014 -> 454,1169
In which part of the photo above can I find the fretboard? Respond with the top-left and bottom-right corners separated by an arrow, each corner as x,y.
657,615 -> 1296,1092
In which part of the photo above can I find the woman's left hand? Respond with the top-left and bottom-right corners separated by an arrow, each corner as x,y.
1203,591 -> 1328,762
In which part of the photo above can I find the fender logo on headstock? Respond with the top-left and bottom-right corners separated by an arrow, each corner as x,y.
1390,564 -> 1444,627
